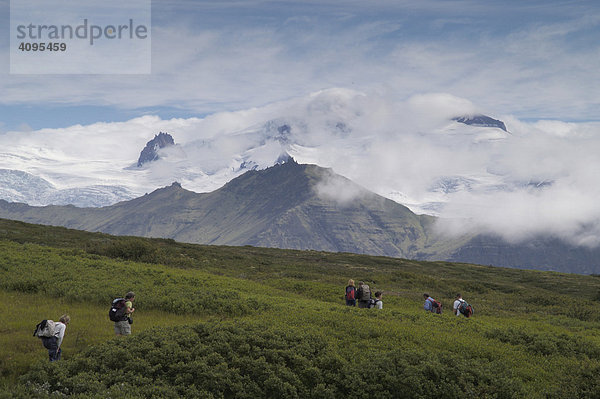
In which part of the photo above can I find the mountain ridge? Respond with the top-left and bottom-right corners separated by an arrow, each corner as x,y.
1,159 -> 600,273
0,159 -> 444,259
0,90 -> 518,213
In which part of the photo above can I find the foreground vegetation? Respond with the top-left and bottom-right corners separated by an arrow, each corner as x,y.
1,219 -> 600,398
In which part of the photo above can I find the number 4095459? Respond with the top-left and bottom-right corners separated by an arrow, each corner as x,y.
18,42 -> 67,51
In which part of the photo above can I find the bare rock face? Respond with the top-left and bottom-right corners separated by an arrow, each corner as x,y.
137,132 -> 175,167
453,115 -> 507,132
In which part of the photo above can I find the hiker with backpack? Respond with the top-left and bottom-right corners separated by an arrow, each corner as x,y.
369,291 -> 383,309
423,293 -> 442,314
453,293 -> 474,317
356,281 -> 372,308
111,291 -> 135,336
345,279 -> 357,306
34,314 -> 70,361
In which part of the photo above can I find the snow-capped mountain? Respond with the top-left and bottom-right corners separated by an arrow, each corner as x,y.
1,88 -> 599,248
0,89 -> 540,213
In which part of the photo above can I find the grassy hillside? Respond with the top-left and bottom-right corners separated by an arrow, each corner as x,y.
1,219 -> 600,398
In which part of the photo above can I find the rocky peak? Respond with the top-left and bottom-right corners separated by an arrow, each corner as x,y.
275,152 -> 296,165
452,115 -> 507,132
137,132 -> 175,167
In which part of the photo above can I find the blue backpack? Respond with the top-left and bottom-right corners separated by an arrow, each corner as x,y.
458,300 -> 473,317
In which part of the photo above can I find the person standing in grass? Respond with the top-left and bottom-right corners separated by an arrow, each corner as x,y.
453,293 -> 473,317
370,291 -> 383,309
115,291 -> 135,336
356,281 -> 372,308
42,314 -> 70,361
345,279 -> 357,306
423,293 -> 442,314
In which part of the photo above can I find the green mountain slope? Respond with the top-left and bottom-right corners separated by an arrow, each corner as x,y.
1,220 -> 600,398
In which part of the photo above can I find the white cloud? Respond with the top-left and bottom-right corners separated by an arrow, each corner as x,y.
1,88 -> 600,247
314,170 -> 369,206
433,117 -> 600,247
1,1 -> 599,121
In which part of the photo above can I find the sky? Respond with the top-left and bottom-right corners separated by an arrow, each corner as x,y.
1,0 -> 600,247
1,0 -> 599,129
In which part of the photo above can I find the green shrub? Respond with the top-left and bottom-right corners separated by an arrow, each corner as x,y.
18,322 -> 528,399
0,241 -> 273,320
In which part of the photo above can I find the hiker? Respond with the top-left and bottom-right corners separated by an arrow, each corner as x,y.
423,293 -> 442,314
356,281 -> 372,308
114,291 -> 135,336
453,293 -> 473,317
41,314 -> 70,362
369,291 -> 383,309
345,279 -> 357,306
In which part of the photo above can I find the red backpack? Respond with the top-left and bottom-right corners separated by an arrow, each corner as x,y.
427,297 -> 442,314
346,286 -> 356,300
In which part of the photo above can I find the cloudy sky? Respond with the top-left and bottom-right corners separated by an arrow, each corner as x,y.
1,0 -> 599,130
1,0 -> 600,246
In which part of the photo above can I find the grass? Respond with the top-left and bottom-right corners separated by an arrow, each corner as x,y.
1,219 -> 600,397
0,290 -> 206,387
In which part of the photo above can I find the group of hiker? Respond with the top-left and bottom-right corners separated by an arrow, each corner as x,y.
345,281 -> 474,318
423,292 -> 474,317
37,286 -> 473,362
34,291 -> 136,362
344,279 -> 383,309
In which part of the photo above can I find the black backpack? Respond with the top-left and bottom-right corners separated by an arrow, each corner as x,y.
368,299 -> 380,309
109,298 -> 128,322
432,299 -> 442,314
